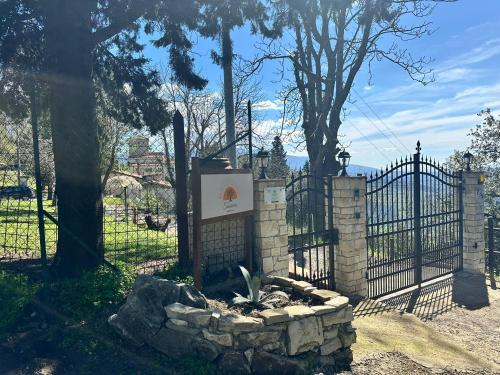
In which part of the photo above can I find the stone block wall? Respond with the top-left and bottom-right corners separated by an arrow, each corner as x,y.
109,275 -> 356,375
462,171 -> 485,273
332,176 -> 368,297
253,179 -> 288,276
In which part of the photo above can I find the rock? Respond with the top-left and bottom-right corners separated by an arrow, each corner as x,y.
257,309 -> 290,325
192,337 -> 221,361
339,325 -> 356,347
311,305 -> 338,316
283,305 -> 315,319
165,320 -> 200,335
251,350 -> 307,375
236,330 -> 282,350
262,340 -> 287,355
324,326 -> 339,340
269,285 -> 282,292
303,286 -> 317,294
218,314 -> 264,333
290,280 -> 313,291
178,283 -> 208,309
287,316 -> 324,355
322,306 -> 353,327
202,328 -> 233,347
169,319 -> 188,327
165,302 -> 212,327
320,338 -> 342,356
147,327 -> 193,358
108,278 -> 172,344
309,289 -> 340,302
324,296 -> 349,311
244,348 -> 254,363
333,348 -> 353,365
272,276 -> 295,287
218,351 -> 251,374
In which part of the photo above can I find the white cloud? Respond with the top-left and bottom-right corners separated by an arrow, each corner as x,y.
253,99 -> 282,112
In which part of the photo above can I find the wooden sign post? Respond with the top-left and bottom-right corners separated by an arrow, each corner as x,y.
191,157 -> 254,290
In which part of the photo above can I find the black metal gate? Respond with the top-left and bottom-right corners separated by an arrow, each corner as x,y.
286,172 -> 335,289
366,142 -> 463,298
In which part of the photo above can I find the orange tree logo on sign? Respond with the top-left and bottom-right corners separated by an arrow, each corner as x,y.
223,186 -> 238,202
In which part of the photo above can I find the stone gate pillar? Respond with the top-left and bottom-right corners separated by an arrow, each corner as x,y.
332,176 -> 368,297
253,179 -> 288,277
462,171 -> 486,273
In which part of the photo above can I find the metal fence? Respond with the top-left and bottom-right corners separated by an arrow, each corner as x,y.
485,217 -> 500,276
0,116 -> 180,274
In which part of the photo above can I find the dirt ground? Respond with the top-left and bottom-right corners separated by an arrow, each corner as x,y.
344,272 -> 500,375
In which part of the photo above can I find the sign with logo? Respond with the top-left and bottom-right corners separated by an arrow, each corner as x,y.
201,173 -> 253,220
264,187 -> 286,204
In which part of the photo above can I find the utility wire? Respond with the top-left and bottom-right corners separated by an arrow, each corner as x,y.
345,119 -> 392,164
352,87 -> 411,154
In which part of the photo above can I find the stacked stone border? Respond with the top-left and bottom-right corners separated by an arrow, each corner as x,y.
109,275 -> 355,375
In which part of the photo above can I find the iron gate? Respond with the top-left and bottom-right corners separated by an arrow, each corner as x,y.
366,142 -> 464,298
286,172 -> 335,289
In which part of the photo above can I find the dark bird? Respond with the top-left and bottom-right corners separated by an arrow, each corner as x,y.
145,215 -> 171,232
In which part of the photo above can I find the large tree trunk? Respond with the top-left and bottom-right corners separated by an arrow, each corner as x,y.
221,23 -> 236,167
45,1 -> 104,276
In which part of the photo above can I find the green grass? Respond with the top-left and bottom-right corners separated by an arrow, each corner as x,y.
0,265 -> 215,374
0,199 -> 178,270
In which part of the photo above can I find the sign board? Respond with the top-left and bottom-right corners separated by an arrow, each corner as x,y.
201,173 -> 253,220
264,187 -> 286,204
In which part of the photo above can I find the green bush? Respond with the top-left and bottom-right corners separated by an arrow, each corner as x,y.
0,271 -> 39,340
154,263 -> 194,285
44,265 -> 136,321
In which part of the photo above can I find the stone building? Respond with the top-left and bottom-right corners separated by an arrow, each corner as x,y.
127,136 -> 168,181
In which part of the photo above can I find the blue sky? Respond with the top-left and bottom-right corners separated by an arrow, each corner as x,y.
143,0 -> 500,168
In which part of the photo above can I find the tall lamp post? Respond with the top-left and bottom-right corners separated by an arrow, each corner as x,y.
338,150 -> 351,176
256,147 -> 270,179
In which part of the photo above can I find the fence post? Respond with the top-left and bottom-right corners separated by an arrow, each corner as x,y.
30,86 -> 48,277
333,175 -> 368,297
413,144 -> 422,285
462,171 -> 486,273
173,111 -> 190,268
253,179 -> 288,276
488,216 -> 494,274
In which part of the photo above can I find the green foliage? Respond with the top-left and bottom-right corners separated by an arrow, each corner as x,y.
232,266 -> 288,308
0,271 -> 39,340
43,266 -> 135,321
154,263 -> 194,285
269,135 -> 290,179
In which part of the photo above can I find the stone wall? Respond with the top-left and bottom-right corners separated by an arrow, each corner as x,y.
109,275 -> 355,375
253,179 -> 288,277
332,176 -> 368,297
462,171 -> 486,273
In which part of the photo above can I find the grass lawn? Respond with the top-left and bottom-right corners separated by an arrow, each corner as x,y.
0,199 -> 178,271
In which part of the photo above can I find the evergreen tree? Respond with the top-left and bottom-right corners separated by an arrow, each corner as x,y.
269,135 -> 289,178
0,0 -> 207,276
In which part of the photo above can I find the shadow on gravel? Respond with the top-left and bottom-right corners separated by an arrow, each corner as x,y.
354,271 -> 490,321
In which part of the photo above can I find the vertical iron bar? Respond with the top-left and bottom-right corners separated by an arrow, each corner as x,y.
414,148 -> 422,285
488,216 -> 494,274
458,170 -> 464,271
30,86 -> 48,277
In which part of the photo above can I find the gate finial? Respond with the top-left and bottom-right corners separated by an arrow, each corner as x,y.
416,140 -> 422,153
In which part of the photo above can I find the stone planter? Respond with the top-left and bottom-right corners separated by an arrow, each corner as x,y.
109,275 -> 355,374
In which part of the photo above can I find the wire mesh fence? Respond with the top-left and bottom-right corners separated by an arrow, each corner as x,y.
0,114 -> 181,274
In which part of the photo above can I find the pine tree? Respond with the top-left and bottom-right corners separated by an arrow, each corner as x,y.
269,135 -> 289,178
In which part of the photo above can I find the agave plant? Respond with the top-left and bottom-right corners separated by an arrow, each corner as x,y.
231,266 -> 288,309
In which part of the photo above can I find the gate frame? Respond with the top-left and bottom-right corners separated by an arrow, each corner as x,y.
365,141 -> 464,298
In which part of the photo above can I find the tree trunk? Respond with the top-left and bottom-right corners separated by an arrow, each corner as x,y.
47,183 -> 53,201
221,23 -> 236,167
45,1 -> 104,277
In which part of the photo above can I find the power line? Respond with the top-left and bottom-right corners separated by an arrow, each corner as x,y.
352,87 -> 411,154
345,119 -> 392,164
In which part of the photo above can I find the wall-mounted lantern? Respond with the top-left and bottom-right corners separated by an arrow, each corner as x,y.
338,150 -> 351,176
463,150 -> 473,172
256,147 -> 270,179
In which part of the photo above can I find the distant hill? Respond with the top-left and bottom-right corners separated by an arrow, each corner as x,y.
287,155 -> 377,176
